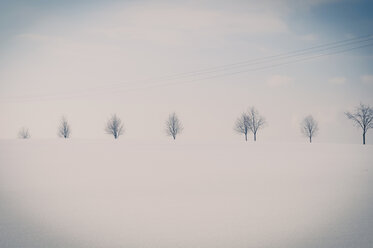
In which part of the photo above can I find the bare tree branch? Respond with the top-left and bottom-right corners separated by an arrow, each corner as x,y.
57,116 -> 71,138
345,103 -> 373,145
301,115 -> 319,143
234,112 -> 250,141
234,107 -> 266,141
247,107 -> 266,141
165,112 -> 183,140
105,114 -> 124,139
18,127 -> 30,139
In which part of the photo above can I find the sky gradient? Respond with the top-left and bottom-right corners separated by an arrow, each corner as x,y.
0,0 -> 372,143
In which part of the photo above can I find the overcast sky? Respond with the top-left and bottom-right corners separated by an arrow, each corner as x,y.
0,0 -> 372,143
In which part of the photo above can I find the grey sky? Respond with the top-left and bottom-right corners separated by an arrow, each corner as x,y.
0,0 -> 372,143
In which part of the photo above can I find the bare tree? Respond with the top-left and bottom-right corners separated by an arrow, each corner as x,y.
18,127 -> 30,139
345,103 -> 373,145
58,116 -> 71,138
301,115 -> 319,143
247,107 -> 266,141
234,112 -> 250,141
166,112 -> 183,140
105,114 -> 124,139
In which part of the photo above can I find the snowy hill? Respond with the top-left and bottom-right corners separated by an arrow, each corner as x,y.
0,140 -> 372,248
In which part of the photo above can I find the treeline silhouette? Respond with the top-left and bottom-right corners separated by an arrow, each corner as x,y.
17,103 -> 373,144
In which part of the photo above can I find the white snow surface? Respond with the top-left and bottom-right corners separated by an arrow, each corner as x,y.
0,139 -> 372,248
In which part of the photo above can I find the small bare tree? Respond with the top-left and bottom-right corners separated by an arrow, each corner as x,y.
247,107 -> 266,141
58,116 -> 71,138
18,127 -> 30,139
166,112 -> 183,140
301,115 -> 319,143
105,114 -> 124,139
234,112 -> 250,141
345,103 -> 373,145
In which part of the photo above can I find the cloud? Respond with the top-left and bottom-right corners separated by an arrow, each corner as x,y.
299,34 -> 318,41
87,4 -> 288,46
361,75 -> 373,85
17,33 -> 56,42
267,75 -> 294,87
328,77 -> 346,85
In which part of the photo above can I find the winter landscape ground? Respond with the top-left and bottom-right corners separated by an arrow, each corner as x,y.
0,139 -> 372,248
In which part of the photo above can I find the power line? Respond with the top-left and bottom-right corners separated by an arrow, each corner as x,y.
71,34 -> 373,92
110,42 -> 373,93
1,35 -> 373,102
145,34 -> 373,80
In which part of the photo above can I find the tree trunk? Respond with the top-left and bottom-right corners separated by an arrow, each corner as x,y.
254,133 -> 256,142
245,133 -> 247,142
363,132 -> 366,145
309,136 -> 312,143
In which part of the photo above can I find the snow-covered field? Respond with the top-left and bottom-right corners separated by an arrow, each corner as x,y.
0,139 -> 372,248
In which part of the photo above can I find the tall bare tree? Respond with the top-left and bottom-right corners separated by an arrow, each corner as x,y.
247,107 -> 266,141
105,114 -> 124,139
301,115 -> 319,143
58,116 -> 71,138
345,103 -> 373,145
234,112 -> 250,141
166,112 -> 183,140
18,127 -> 30,139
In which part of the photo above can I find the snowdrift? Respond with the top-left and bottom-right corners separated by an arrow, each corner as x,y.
0,140 -> 372,248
